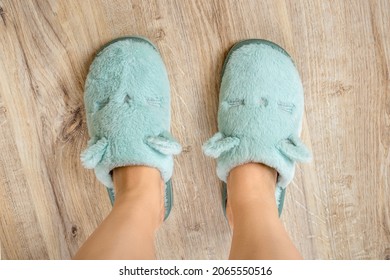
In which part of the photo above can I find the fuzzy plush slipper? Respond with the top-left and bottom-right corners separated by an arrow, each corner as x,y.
81,36 -> 181,220
203,39 -> 311,215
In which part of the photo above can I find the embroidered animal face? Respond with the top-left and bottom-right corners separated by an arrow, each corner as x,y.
218,44 -> 304,138
81,40 -> 181,170
203,43 -> 311,163
84,41 -> 170,138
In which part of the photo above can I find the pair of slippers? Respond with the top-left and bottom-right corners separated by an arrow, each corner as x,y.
80,36 -> 311,220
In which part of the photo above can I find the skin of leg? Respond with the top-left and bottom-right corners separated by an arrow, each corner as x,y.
73,166 -> 164,260
226,163 -> 303,260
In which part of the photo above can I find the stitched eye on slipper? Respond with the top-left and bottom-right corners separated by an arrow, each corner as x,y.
225,99 -> 245,107
146,97 -> 163,107
92,97 -> 110,113
277,101 -> 295,114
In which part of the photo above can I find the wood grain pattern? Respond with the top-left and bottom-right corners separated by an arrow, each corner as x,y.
0,0 -> 389,259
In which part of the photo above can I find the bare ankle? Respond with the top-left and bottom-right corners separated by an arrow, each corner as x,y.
113,166 -> 163,195
112,166 -> 165,225
227,163 -> 277,200
226,163 -> 278,227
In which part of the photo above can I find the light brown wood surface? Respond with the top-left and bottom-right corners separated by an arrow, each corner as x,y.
0,0 -> 389,260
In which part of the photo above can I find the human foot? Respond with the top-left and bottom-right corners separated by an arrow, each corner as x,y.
203,39 -> 311,215
81,36 -> 181,220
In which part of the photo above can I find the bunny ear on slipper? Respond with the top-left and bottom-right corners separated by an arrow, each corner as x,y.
277,135 -> 312,163
80,137 -> 109,169
202,132 -> 240,158
145,131 -> 182,155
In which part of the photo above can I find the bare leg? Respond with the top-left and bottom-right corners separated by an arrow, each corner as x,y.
226,163 -> 302,259
73,166 -> 164,260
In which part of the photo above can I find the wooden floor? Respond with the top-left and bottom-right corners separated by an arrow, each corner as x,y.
0,0 -> 389,260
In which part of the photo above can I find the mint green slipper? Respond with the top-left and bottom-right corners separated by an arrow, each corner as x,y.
81,36 -> 181,220
203,39 -> 311,216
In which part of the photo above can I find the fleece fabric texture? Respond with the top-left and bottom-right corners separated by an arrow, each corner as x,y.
203,40 -> 311,211
81,38 -> 181,191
